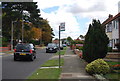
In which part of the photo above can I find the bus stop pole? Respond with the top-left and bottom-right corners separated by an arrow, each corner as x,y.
59,26 -> 61,68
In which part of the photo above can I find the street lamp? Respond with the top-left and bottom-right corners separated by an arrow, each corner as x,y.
11,21 -> 16,51
22,17 -> 24,43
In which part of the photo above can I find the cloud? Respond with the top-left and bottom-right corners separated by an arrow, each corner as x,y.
66,1 -> 106,14
40,7 -> 81,39
33,0 -> 120,39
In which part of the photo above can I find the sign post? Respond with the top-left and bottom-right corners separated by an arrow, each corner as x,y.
59,22 -> 65,68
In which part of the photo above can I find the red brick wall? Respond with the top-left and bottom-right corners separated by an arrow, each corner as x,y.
106,52 -> 120,59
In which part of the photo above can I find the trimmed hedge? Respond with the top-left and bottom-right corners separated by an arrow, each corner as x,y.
85,59 -> 110,75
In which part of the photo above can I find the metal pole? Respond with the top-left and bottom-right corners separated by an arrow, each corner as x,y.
59,26 -> 61,68
11,21 -> 13,51
22,11 -> 24,42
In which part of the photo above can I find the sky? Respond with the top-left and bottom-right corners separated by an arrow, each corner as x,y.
33,0 -> 120,39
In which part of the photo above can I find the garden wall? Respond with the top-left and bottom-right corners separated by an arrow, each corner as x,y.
106,52 -> 120,59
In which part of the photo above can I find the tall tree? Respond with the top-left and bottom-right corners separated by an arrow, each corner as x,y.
40,19 -> 54,45
67,36 -> 73,43
83,19 -> 109,63
2,2 -> 42,42
79,35 -> 85,39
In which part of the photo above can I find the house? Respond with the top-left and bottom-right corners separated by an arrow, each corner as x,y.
102,13 -> 120,50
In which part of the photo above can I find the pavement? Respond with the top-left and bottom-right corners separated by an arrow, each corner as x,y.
60,47 -> 98,81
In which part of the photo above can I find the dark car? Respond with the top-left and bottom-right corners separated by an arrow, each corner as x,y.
14,43 -> 36,61
46,43 -> 57,53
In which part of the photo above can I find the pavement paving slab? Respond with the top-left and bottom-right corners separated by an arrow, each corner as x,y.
60,47 -> 97,80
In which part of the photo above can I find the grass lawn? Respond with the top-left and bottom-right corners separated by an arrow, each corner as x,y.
28,68 -> 61,79
56,47 -> 67,55
104,73 -> 120,81
106,61 -> 120,65
104,61 -> 120,81
41,58 -> 64,67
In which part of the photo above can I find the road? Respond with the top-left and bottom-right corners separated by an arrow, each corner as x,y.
2,48 -> 54,79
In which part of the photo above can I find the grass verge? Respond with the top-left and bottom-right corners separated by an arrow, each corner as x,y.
28,68 -> 61,79
41,58 -> 64,67
56,47 -> 67,55
27,58 -> 64,79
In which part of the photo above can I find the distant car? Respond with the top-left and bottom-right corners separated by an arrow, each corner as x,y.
57,44 -> 63,50
46,43 -> 58,53
63,44 -> 67,47
14,43 -> 36,61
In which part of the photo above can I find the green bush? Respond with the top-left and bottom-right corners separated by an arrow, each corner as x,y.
2,37 -> 9,47
76,46 -> 83,51
83,20 -> 109,63
85,59 -> 110,75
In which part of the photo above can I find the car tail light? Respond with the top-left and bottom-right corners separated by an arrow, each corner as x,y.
30,50 -> 33,53
14,49 -> 16,52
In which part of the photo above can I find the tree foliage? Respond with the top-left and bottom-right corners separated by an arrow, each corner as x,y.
67,36 -> 73,44
83,19 -> 109,63
31,27 -> 42,40
2,2 -> 41,41
40,19 -> 54,45
2,2 -> 54,45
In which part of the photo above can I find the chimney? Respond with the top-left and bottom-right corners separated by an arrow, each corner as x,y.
118,1 -> 120,13
109,14 -> 113,18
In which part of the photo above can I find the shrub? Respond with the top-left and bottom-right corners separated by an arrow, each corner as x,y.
79,47 -> 83,51
2,37 -> 9,47
85,59 -> 110,75
83,20 -> 109,63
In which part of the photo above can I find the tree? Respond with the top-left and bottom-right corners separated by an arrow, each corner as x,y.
79,35 -> 85,40
83,19 -> 109,63
2,2 -> 42,42
31,27 -> 42,40
67,36 -> 73,44
40,19 -> 54,45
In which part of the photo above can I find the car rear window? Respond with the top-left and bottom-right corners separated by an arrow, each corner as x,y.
48,43 -> 56,47
16,44 -> 31,50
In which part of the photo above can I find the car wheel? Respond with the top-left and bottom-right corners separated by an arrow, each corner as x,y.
34,55 -> 36,59
30,55 -> 34,61
14,56 -> 17,61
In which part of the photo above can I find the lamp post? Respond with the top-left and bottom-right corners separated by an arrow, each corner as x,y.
22,12 -> 24,43
11,21 -> 13,51
11,21 -> 16,51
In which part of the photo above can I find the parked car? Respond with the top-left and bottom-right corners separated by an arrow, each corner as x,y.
46,43 -> 58,53
14,43 -> 36,61
63,44 -> 67,47
57,44 -> 63,50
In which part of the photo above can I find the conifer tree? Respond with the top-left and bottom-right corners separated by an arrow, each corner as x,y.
83,19 -> 109,63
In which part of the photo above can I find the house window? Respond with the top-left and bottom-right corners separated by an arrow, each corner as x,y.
116,20 -> 118,29
113,20 -> 119,29
113,20 -> 116,29
109,23 -> 112,31
106,23 -> 112,32
109,40 -> 112,47
116,39 -> 119,43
